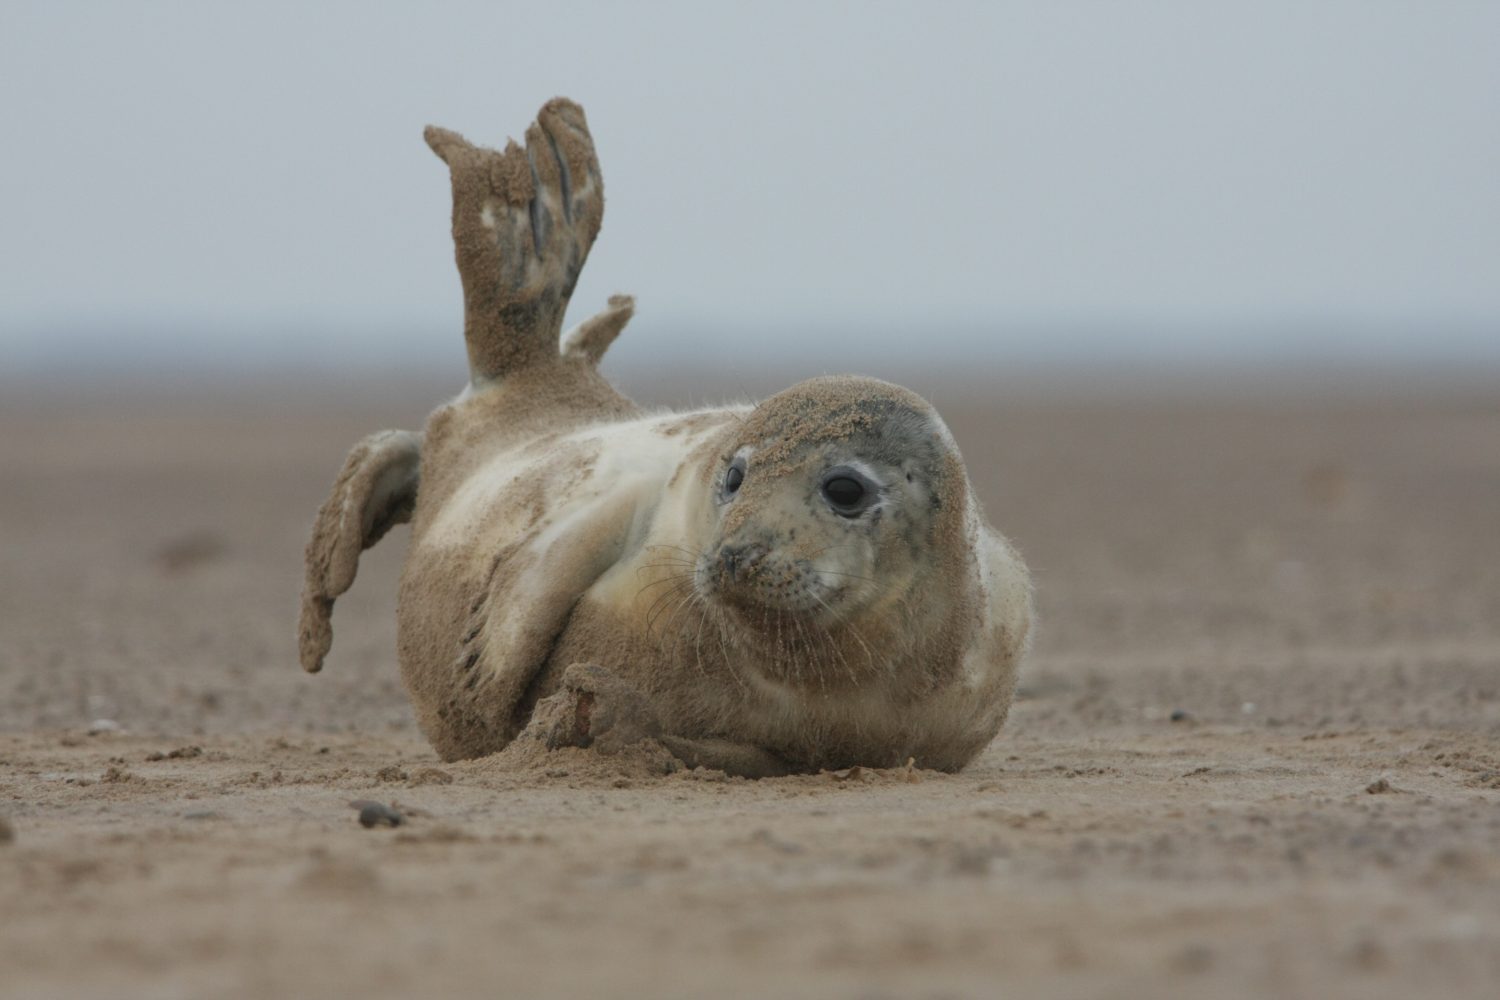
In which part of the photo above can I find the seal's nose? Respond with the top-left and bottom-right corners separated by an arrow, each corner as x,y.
718,543 -> 766,582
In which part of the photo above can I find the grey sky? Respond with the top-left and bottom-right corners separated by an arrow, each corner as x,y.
2,1 -> 1497,372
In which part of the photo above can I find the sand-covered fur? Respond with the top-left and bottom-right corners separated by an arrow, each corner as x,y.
299,98 -> 1033,773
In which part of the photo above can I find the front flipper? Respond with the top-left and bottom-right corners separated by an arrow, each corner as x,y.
523,664 -> 796,778
299,430 -> 422,673
525,663 -> 665,754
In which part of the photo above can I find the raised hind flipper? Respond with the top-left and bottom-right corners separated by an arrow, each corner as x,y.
424,98 -> 608,384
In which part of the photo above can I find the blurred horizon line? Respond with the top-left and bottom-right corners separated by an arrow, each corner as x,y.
6,314 -> 1498,377
5,322 -> 1498,414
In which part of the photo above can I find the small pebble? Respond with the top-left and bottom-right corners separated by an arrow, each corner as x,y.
147,746 -> 203,762
1365,778 -> 1393,794
353,801 -> 404,829
1169,709 -> 1191,722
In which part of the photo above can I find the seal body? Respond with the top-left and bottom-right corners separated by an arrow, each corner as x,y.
397,373 -> 1031,770
298,98 -> 1032,774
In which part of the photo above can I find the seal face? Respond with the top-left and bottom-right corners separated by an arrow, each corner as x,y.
298,98 -> 1033,775
690,378 -> 964,680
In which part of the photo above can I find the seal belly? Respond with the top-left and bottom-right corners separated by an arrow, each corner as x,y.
397,409 -> 739,760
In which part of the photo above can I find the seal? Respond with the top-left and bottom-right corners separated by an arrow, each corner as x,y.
298,97 -> 1033,776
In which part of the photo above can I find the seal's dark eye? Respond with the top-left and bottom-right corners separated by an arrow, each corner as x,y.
822,476 -> 866,511
723,460 -> 745,496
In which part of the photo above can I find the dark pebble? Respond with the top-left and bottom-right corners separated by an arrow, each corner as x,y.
355,801 -> 404,829
1169,709 -> 1191,722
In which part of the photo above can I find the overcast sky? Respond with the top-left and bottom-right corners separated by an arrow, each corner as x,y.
2,1 -> 1497,373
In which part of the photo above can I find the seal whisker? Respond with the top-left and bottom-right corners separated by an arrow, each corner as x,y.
809,589 -> 881,681
792,614 -> 828,692
710,610 -> 748,695
645,590 -> 693,640
634,572 -> 696,599
646,544 -> 705,562
634,574 -> 695,603
783,610 -> 806,687
643,580 -> 696,636
803,594 -> 858,687
661,583 -> 701,652
657,589 -> 707,678
636,566 -> 695,582
815,569 -> 877,585
635,559 -> 695,574
772,606 -> 788,681
640,571 -> 694,600
691,593 -> 715,680
824,624 -> 858,688
651,581 -> 697,628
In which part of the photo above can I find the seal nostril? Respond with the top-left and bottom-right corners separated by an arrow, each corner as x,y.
719,543 -> 767,583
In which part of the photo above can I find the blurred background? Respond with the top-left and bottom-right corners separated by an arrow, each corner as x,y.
2,0 -> 1496,388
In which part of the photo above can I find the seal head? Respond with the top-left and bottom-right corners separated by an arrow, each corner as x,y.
693,375 -> 975,687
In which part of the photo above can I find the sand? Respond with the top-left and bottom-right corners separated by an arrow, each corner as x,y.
2,373 -> 1498,999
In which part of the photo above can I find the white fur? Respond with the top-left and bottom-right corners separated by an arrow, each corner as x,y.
423,409 -> 736,556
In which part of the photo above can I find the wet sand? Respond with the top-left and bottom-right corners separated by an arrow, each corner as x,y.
2,373 -> 1498,998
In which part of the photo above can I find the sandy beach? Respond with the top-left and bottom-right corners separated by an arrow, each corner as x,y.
2,372 -> 1497,998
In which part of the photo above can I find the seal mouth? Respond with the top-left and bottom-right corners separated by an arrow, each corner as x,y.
697,545 -> 842,624
714,586 -> 828,621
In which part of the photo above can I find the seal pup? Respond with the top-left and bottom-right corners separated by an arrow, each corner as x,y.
298,97 -> 1032,776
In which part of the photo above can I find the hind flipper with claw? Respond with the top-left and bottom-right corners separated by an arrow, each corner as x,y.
425,98 -> 610,384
